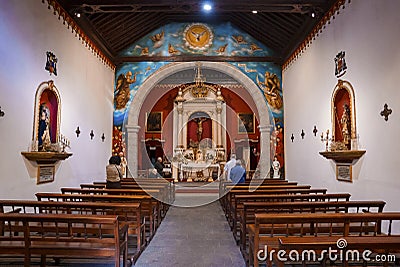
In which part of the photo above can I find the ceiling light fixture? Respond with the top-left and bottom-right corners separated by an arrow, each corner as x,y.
203,3 -> 212,11
311,12 -> 315,18
74,12 -> 81,18
252,10 -> 258,14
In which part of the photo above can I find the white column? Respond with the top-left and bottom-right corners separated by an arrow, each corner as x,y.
258,125 -> 273,179
126,125 -> 141,178
177,103 -> 184,148
212,115 -> 217,146
216,104 -> 222,148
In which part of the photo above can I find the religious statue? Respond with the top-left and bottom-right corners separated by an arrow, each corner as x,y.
119,151 -> 127,177
272,156 -> 280,179
341,104 -> 351,146
38,104 -> 51,149
196,118 -> 207,142
41,120 -> 52,151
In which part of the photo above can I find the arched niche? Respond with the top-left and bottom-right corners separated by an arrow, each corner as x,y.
32,80 -> 61,151
331,80 -> 357,150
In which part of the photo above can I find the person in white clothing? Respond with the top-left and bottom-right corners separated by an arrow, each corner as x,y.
224,154 -> 236,181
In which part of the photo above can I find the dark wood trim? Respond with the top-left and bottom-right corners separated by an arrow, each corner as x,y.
115,55 -> 282,64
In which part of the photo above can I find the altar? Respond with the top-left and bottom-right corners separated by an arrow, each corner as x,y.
180,162 -> 220,182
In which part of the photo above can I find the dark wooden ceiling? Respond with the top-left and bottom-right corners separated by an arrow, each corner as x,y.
56,0 -> 337,66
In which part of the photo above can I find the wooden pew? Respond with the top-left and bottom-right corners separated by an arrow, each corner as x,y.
35,193 -> 158,240
239,200 -> 386,261
0,213 -> 128,267
221,184 -> 312,215
228,192 -> 351,247
219,181 -> 299,208
0,200 -> 144,261
249,212 -> 400,267
63,187 -> 169,223
93,178 -> 176,204
61,187 -> 164,226
225,188 -> 328,232
80,182 -> 175,217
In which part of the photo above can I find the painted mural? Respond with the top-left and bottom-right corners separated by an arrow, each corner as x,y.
112,22 -> 284,175
121,22 -> 274,57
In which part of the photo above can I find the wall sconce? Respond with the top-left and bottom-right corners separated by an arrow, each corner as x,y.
90,130 -> 94,140
101,133 -> 105,142
75,126 -> 81,137
0,106 -> 4,117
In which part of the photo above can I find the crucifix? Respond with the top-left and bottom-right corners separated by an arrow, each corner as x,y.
196,117 -> 207,142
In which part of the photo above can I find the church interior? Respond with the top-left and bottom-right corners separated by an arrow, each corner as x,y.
1,0 -> 400,266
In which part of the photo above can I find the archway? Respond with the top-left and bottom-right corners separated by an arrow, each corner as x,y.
125,62 -> 272,178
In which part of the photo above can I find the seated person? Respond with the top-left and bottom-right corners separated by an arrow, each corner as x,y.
148,168 -> 159,178
230,159 -> 246,184
106,155 -> 123,188
154,157 -> 164,178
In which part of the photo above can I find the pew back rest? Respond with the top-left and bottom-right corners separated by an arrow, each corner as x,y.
254,212 -> 400,237
0,212 -> 128,266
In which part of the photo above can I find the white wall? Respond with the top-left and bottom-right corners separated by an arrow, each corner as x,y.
284,0 -> 400,212
0,0 -> 114,199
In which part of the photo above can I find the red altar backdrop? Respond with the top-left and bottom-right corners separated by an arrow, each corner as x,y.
187,118 -> 212,145
40,89 -> 58,143
334,88 -> 350,143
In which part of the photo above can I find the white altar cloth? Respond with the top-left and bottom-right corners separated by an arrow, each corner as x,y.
180,162 -> 220,181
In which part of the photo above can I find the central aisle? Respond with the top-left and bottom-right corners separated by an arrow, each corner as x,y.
135,198 -> 246,267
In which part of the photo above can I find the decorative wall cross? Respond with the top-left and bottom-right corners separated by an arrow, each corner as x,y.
313,126 -> 318,136
380,103 -> 392,121
301,129 -> 305,139
90,130 -> 94,140
75,126 -> 81,137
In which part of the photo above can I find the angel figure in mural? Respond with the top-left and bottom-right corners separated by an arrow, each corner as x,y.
151,30 -> 164,49
257,71 -> 283,110
231,35 -> 247,45
114,71 -> 138,110
168,44 -> 179,55
215,44 -> 228,54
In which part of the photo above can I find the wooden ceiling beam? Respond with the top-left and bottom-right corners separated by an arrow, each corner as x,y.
115,55 -> 282,65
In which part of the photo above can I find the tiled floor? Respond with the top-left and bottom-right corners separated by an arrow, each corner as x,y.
135,197 -> 246,267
